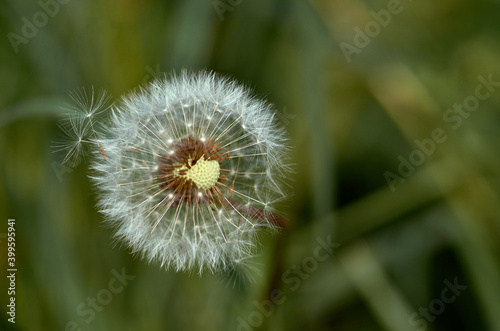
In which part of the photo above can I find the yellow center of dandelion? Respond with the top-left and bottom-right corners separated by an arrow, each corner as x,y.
175,156 -> 220,190
158,137 -> 230,204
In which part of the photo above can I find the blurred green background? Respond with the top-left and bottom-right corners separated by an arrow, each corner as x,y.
2,0 -> 500,330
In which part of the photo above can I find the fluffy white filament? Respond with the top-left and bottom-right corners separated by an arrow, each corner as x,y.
61,71 -> 290,274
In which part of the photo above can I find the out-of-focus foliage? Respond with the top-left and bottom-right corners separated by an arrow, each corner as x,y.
1,0 -> 500,330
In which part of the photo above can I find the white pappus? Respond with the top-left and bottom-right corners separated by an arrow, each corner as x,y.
57,71 -> 292,275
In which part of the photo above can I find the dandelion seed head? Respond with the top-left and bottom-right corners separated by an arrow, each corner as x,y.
67,71 -> 291,274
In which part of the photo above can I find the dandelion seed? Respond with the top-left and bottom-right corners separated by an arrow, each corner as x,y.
59,71 -> 291,274
53,87 -> 111,166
